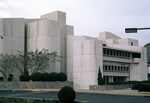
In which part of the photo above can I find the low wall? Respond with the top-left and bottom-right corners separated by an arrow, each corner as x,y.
0,81 -> 73,89
89,84 -> 134,90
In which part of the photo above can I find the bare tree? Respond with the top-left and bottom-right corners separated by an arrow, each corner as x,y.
0,49 -> 60,77
0,54 -> 14,79
27,49 -> 59,74
12,52 -> 25,74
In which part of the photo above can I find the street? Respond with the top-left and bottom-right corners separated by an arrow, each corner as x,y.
0,90 -> 150,103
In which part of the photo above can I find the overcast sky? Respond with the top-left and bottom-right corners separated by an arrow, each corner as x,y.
0,0 -> 150,46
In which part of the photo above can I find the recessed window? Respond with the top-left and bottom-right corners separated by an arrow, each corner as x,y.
107,50 -> 109,55
118,66 -> 120,71
105,65 -> 107,71
112,66 -> 114,71
103,50 -> 106,55
108,66 -> 111,71
110,51 -> 112,55
131,42 -> 133,46
126,67 -> 129,71
124,67 -> 126,71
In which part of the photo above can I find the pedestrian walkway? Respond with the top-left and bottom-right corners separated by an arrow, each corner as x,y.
76,89 -> 150,97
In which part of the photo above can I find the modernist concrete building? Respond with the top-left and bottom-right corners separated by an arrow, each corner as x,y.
0,11 -> 148,89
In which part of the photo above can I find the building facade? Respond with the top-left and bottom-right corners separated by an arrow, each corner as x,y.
68,32 -> 148,89
0,11 -> 148,89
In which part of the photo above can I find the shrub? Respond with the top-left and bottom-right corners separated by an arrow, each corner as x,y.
50,72 -> 58,81
0,77 -> 4,81
132,84 -> 143,90
138,84 -> 150,92
108,81 -> 142,85
58,72 -> 67,81
97,67 -> 104,85
7,77 -> 13,81
42,73 -> 51,81
125,81 -> 140,84
7,74 -> 14,81
57,86 -> 76,103
132,83 -> 150,92
9,74 -> 13,78
108,82 -> 124,85
19,74 -> 30,81
30,72 -> 42,81
140,80 -> 150,83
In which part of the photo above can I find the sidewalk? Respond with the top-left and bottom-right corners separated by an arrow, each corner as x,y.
76,89 -> 150,97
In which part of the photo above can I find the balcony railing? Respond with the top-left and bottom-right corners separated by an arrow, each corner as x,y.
133,58 -> 140,64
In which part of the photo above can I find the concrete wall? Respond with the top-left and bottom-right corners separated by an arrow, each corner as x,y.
89,84 -> 134,90
0,82 -> 73,89
41,11 -> 66,25
118,38 -> 138,46
67,35 -> 103,89
27,11 -> 74,74
99,31 -> 121,41
0,18 -> 25,54
27,19 -> 61,73
0,18 -> 25,81
130,48 -> 148,81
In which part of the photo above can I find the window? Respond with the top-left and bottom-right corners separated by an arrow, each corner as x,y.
118,66 -> 120,71
110,51 -> 112,55
122,52 -> 125,57
112,66 -> 114,71
131,42 -> 133,46
107,50 -> 109,55
114,66 -> 117,71
127,53 -> 130,58
124,67 -> 126,71
119,52 -> 121,57
113,51 -> 116,56
105,65 -> 107,71
103,50 -> 106,55
121,67 -> 123,71
132,53 -> 141,58
116,52 -> 118,56
126,67 -> 129,71
125,53 -> 128,58
108,66 -> 111,71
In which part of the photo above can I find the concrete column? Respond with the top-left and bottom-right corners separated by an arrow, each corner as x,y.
108,76 -> 113,83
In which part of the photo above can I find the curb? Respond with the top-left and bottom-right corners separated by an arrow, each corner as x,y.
1,89 -> 150,97
26,89 -> 150,97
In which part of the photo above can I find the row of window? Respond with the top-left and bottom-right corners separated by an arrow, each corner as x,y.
103,65 -> 129,72
103,49 -> 131,58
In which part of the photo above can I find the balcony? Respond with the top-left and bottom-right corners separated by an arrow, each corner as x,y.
103,72 -> 129,77
103,56 -> 132,63
132,58 -> 140,64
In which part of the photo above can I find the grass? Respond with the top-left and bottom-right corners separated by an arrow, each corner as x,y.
0,98 -> 59,103
0,97 -> 82,103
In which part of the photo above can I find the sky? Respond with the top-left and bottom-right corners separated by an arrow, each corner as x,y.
0,0 -> 150,46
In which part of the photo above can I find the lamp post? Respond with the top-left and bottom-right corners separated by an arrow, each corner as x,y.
125,27 -> 150,33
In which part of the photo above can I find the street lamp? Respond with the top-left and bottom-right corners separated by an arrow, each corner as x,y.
125,27 -> 150,33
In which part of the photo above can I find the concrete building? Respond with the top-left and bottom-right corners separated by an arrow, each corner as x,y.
68,32 -> 148,89
0,11 -> 148,89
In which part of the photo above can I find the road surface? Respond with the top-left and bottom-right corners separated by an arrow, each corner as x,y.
0,90 -> 150,103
